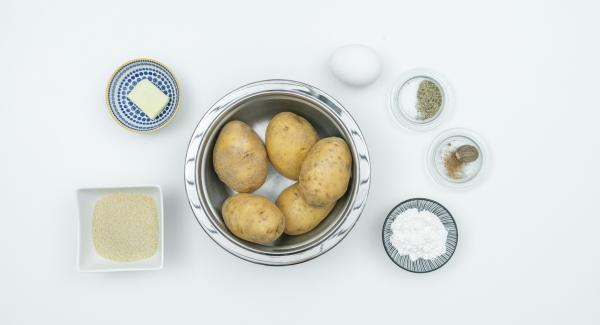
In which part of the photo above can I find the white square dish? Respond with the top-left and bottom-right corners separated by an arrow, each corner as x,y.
76,185 -> 164,272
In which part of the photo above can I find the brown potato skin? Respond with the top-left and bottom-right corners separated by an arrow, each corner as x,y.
266,112 -> 319,180
276,183 -> 335,235
213,120 -> 268,193
221,194 -> 285,245
298,137 -> 352,207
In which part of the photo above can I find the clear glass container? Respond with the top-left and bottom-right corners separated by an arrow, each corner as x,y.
427,128 -> 490,189
390,68 -> 453,131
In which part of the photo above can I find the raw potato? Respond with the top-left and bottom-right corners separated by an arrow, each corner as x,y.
222,193 -> 285,245
299,137 -> 352,207
266,112 -> 319,180
213,120 -> 268,193
276,183 -> 335,235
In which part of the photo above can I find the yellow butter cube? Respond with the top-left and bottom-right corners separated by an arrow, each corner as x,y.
126,79 -> 170,120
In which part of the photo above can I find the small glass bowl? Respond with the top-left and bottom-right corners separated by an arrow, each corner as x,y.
389,68 -> 453,131
427,128 -> 490,189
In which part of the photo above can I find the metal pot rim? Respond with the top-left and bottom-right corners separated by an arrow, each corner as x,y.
184,79 -> 371,265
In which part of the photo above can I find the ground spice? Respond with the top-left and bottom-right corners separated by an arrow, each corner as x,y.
444,150 -> 464,179
416,79 -> 442,120
444,145 -> 480,179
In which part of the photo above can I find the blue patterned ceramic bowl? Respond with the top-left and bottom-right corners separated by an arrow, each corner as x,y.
382,198 -> 458,273
106,58 -> 180,133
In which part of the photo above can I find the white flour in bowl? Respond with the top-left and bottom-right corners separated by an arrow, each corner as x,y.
390,208 -> 448,261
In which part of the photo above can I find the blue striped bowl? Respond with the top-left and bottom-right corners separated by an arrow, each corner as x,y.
382,198 -> 458,273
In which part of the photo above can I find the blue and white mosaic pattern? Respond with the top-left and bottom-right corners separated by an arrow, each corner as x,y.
107,59 -> 179,132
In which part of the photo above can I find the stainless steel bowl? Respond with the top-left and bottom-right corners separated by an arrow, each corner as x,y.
184,80 -> 370,265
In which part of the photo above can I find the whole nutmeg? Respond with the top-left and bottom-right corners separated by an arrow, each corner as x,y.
455,145 -> 479,163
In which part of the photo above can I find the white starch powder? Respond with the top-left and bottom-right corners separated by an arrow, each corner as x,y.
390,208 -> 448,261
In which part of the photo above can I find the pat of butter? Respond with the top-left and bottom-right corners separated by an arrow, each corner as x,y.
126,79 -> 170,119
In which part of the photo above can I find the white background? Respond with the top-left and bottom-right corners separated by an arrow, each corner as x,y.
2,0 -> 599,324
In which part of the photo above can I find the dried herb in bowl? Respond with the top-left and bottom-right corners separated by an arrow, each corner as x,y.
416,80 -> 442,120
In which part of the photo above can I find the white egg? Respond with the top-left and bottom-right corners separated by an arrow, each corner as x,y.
330,44 -> 381,87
